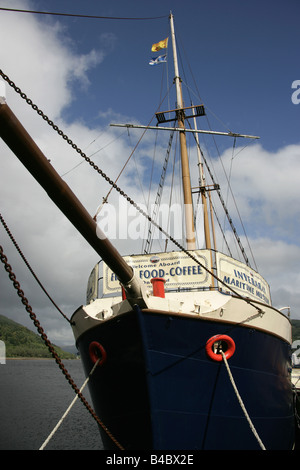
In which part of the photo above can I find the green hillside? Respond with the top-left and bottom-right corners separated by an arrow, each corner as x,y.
0,314 -> 76,359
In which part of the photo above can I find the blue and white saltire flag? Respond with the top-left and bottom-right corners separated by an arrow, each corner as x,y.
149,54 -> 167,66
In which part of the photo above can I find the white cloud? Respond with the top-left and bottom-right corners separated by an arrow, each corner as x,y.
246,238 -> 300,313
203,142 -> 300,244
0,0 -> 105,121
71,48 -> 104,90
0,0 -> 112,345
206,143 -> 300,318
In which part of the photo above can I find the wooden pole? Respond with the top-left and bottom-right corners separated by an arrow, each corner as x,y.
170,13 -> 196,250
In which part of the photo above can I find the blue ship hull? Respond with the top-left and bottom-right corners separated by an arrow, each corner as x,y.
76,307 -> 295,450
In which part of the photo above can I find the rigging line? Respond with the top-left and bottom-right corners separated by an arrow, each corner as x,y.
85,129 -> 107,148
145,130 -> 158,210
192,107 -> 257,269
0,212 -> 71,324
165,44 -> 171,118
230,139 -> 259,269
89,130 -> 128,159
93,114 -> 157,220
175,29 -> 233,134
211,197 -> 233,257
93,87 -> 174,220
185,130 -> 198,228
188,116 -> 232,255
60,160 -> 84,178
127,128 -> 147,207
175,32 -> 233,136
165,132 -> 179,252
220,150 -> 258,270
181,79 -> 232,133
172,22 -> 196,106
143,48 -> 171,252
0,7 -> 168,21
177,41 -> 190,105
221,139 -> 248,261
178,68 -> 253,260
142,129 -> 158,253
1,70 -> 265,315
222,137 -> 236,252
144,128 -> 175,254
186,119 -> 250,266
177,67 -> 245,257
232,138 -> 257,160
144,54 -> 168,230
189,118 -> 256,269
143,130 -> 158,250
61,129 -> 127,178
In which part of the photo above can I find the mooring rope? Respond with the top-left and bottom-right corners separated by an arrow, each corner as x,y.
220,350 -> 266,450
39,358 -> 100,450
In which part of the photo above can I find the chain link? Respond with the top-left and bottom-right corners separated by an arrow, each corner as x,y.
0,212 -> 71,324
0,244 -> 124,450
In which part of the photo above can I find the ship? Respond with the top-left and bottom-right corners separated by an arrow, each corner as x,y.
0,13 -> 297,450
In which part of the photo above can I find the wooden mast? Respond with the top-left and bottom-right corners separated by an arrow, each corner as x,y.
192,111 -> 215,287
169,13 -> 196,250
192,111 -> 212,251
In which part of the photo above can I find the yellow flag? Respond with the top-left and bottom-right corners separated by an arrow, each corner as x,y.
151,37 -> 169,52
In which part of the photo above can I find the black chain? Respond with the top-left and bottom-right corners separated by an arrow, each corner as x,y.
0,212 -> 71,324
0,244 -> 124,450
0,69 -> 264,314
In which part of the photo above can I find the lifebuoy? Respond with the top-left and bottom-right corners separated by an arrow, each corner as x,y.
205,334 -> 235,362
89,341 -> 107,366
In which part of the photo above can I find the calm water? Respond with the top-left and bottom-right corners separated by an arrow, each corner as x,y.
0,359 -> 104,450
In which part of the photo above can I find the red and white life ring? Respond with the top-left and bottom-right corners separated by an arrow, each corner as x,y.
89,341 -> 107,366
205,334 -> 235,362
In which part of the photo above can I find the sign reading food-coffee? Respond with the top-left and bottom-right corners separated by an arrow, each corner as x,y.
103,250 -> 212,294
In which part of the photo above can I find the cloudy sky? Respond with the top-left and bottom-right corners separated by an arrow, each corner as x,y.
0,0 -> 299,348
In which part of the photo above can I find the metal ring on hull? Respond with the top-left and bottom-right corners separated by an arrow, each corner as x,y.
89,341 -> 107,366
205,334 -> 235,362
